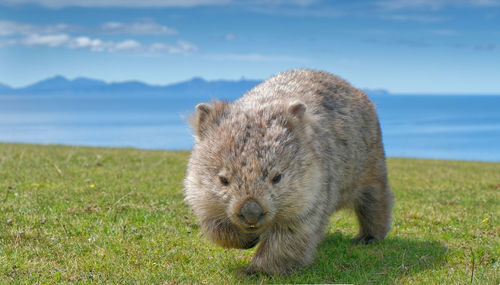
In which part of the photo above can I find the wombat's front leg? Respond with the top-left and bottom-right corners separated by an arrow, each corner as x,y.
246,222 -> 325,275
201,218 -> 260,249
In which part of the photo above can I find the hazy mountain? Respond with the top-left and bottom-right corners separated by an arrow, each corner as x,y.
1,75 -> 391,99
363,89 -> 390,96
24,76 -> 70,91
22,76 -> 112,93
71,77 -> 108,88
4,75 -> 262,100
164,77 -> 261,100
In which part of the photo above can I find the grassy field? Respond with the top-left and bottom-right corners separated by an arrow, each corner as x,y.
0,143 -> 498,284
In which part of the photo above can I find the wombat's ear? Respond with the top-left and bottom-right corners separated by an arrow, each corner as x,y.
193,103 -> 213,138
191,101 -> 228,138
287,100 -> 307,120
196,103 -> 213,120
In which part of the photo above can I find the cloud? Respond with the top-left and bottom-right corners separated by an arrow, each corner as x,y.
149,41 -> 198,54
68,36 -> 107,51
100,21 -> 178,35
0,20 -> 178,36
110,39 -> 142,51
3,33 -> 197,54
0,0 -> 339,19
0,0 -> 306,8
14,33 -> 142,51
376,0 -> 500,11
0,20 -> 72,35
0,20 -> 194,54
0,0 -> 320,8
21,33 -> 71,47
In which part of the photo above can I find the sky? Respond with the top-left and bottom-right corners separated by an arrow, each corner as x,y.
0,0 -> 499,93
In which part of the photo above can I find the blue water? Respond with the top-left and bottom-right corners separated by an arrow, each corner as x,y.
372,95 -> 500,162
0,94 -> 499,162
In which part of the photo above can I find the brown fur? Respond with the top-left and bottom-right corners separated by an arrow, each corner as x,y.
184,69 -> 394,275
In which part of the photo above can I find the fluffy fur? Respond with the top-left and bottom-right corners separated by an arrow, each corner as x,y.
184,69 -> 394,275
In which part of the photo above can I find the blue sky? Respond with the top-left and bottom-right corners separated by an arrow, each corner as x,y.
0,0 -> 499,93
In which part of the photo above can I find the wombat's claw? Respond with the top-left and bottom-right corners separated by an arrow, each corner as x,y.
242,236 -> 260,249
240,267 -> 260,277
353,235 -> 375,245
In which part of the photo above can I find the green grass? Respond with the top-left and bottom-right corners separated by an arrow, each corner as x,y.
0,143 -> 498,284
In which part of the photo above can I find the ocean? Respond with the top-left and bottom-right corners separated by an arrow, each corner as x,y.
1,94 -> 499,162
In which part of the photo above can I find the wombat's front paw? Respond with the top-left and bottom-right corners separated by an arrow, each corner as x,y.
240,266 -> 260,277
245,260 -> 297,277
241,236 -> 260,249
243,265 -> 277,277
353,234 -> 375,245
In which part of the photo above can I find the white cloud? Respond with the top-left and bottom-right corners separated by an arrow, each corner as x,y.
100,21 -> 178,35
68,36 -> 105,51
0,20 -> 35,35
12,33 -> 138,51
21,33 -> 70,47
3,33 -> 197,54
112,39 -> 142,51
66,36 -> 142,52
0,20 -> 178,36
149,40 -> 198,54
0,20 -> 189,53
33,34 -> 140,51
0,20 -> 71,35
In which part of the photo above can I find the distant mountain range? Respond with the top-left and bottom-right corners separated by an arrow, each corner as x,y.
0,76 -> 390,99
0,76 -> 264,101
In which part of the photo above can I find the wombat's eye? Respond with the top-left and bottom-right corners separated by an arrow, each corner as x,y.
271,174 -> 282,184
219,176 -> 230,186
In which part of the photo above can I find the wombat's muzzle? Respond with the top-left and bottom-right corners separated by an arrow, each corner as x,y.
239,199 -> 265,227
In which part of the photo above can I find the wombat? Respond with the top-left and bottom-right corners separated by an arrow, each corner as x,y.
184,69 -> 394,275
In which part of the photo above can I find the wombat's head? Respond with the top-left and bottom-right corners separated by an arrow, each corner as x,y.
184,100 -> 322,247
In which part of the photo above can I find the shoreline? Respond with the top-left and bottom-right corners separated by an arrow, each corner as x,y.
0,141 -> 498,164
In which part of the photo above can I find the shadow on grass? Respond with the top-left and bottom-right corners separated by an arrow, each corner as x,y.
233,232 -> 448,283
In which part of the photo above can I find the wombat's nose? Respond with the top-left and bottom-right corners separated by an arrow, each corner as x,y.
239,200 -> 264,225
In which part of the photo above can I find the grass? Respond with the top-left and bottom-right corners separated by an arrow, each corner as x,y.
0,143 -> 498,284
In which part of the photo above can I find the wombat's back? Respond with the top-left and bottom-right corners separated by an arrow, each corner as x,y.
240,69 -> 374,116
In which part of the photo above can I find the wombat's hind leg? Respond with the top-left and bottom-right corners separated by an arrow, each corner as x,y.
354,183 -> 393,244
